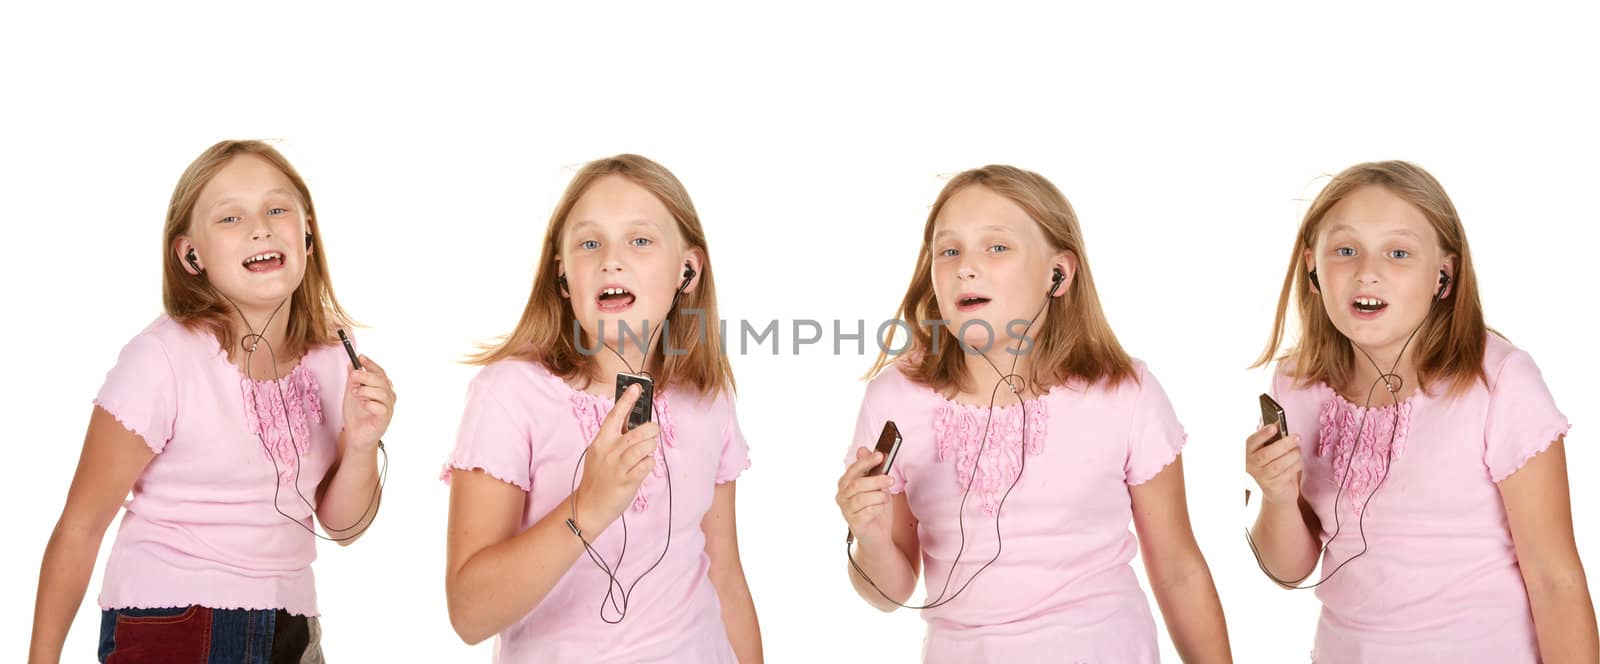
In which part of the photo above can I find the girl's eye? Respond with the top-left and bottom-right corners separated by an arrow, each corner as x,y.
1335,247 -> 1356,257
939,248 -> 959,258
989,244 -> 1009,253
1389,249 -> 1410,259
268,207 -> 289,216
221,215 -> 241,224
580,240 -> 600,250
631,237 -> 652,247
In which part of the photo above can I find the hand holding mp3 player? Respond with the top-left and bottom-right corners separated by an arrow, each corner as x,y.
839,421 -> 902,545
573,379 -> 661,531
1246,393 -> 1302,506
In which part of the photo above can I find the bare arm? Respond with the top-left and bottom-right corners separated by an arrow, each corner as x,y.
702,481 -> 762,663
838,449 -> 921,610
445,384 -> 658,644
1130,456 -> 1232,663
444,469 -> 595,644
315,356 -> 394,544
1499,436 -> 1599,663
29,407 -> 155,664
1245,426 -> 1322,585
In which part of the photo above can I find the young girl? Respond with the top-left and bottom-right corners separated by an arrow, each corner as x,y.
28,140 -> 395,663
442,154 -> 762,662
1245,160 -> 1598,662
835,165 -> 1231,663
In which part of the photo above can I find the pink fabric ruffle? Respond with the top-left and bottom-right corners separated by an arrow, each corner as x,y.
570,390 -> 677,512
932,398 -> 1047,515
1316,392 -> 1411,517
240,364 -> 324,485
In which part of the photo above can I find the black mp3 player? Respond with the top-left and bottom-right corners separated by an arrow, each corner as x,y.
615,372 -> 655,432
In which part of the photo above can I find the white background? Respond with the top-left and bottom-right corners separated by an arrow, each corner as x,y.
3,2 -> 1596,662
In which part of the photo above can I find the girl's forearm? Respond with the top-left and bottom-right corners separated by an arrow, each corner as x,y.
29,522 -> 102,664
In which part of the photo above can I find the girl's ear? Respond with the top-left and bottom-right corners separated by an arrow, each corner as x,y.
683,249 -> 705,294
1440,254 -> 1458,299
176,237 -> 201,275
1050,251 -> 1077,297
1303,248 -> 1318,293
554,255 -> 569,298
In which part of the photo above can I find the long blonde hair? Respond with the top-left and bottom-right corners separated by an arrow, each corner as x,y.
162,140 -> 351,358
1253,160 -> 1488,396
867,165 -> 1135,394
471,154 -> 735,396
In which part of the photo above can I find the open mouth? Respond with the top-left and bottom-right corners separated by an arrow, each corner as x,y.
596,286 -> 637,313
1352,295 -> 1388,314
242,251 -> 285,273
956,294 -> 991,312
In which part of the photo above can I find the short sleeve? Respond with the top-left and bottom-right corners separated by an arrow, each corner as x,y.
843,380 -> 907,494
441,369 -> 534,491
715,398 -> 752,483
1125,364 -> 1188,486
1485,349 -> 1571,482
94,333 -> 177,454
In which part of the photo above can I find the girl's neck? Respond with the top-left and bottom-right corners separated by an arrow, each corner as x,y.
1342,342 -> 1421,405
225,300 -> 297,380
949,343 -> 1038,407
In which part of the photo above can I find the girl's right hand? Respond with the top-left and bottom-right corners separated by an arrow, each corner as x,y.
1245,423 -> 1303,505
837,447 -> 896,545
572,384 -> 660,533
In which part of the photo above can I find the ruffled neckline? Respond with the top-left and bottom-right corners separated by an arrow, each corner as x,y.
239,363 -> 325,485
919,382 -> 1055,515
1314,383 -> 1417,517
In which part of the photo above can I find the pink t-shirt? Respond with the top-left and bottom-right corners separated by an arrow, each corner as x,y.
94,315 -> 349,616
844,360 -> 1186,663
442,360 -> 750,663
1272,333 -> 1570,663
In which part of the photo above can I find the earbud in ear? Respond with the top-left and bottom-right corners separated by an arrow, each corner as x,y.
1436,269 -> 1450,298
1049,266 -> 1065,296
683,263 -> 696,282
185,248 -> 203,275
1308,269 -> 1320,289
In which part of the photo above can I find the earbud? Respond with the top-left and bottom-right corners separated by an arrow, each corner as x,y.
185,248 -> 203,275
680,263 -> 696,291
1049,266 -> 1065,296
1308,269 -> 1320,290
1436,269 -> 1450,299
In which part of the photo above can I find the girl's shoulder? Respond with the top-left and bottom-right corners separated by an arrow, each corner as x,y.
468,358 -> 569,404
114,315 -> 219,371
1482,332 -> 1543,393
862,358 -> 938,406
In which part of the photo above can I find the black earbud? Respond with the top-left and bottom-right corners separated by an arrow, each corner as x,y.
185,248 -> 203,275
1308,269 -> 1320,289
1049,266 -> 1065,296
1436,269 -> 1450,298
680,263 -> 696,290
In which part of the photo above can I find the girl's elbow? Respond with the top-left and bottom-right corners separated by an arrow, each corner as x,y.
446,598 -> 494,645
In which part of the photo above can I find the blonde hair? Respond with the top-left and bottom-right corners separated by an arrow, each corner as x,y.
1253,160 -> 1488,396
867,165 -> 1135,394
162,140 -> 351,359
471,154 -> 735,396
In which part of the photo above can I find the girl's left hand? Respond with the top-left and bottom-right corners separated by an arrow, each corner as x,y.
342,355 -> 395,452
